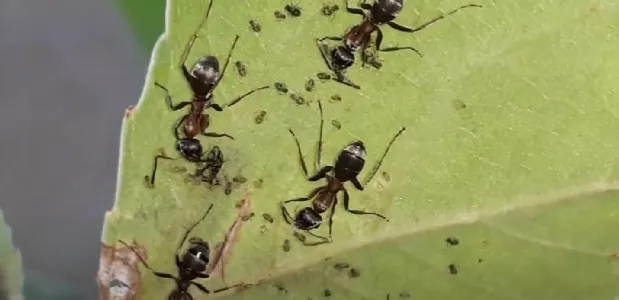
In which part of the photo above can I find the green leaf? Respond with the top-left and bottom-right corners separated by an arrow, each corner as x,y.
99,0 -> 619,299
0,209 -> 24,300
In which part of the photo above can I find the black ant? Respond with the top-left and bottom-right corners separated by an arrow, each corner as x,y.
119,204 -> 250,299
317,0 -> 482,89
147,0 -> 270,186
281,100 -> 406,246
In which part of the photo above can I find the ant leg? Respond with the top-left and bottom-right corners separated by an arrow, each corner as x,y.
208,103 -> 224,112
175,204 -> 214,255
308,166 -> 333,181
284,186 -> 324,205
376,28 -> 422,57
118,240 -> 177,280
172,114 -> 188,140
213,35 -> 241,89
387,4 -> 483,33
327,197 -> 338,238
316,37 -> 342,71
280,201 -> 300,224
179,0 -> 216,81
342,189 -> 388,220
224,85 -> 271,108
303,230 -> 332,246
212,282 -> 252,294
154,82 -> 192,111
288,128 -> 309,178
359,0 -> 371,10
344,0 -> 366,16
332,71 -> 361,89
145,154 -> 174,187
196,273 -> 210,279
192,281 -> 212,294
350,177 -> 363,191
202,132 -> 235,139
362,126 -> 406,187
316,99 -> 324,170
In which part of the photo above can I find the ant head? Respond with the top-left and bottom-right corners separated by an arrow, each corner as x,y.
169,290 -> 193,300
373,0 -> 404,19
205,146 -> 224,163
177,139 -> 203,162
191,56 -> 221,84
295,207 -> 322,230
344,141 -> 366,160
331,46 -> 355,70
182,239 -> 210,273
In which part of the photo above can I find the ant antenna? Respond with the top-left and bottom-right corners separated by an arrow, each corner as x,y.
406,4 -> 482,33
213,35 -> 241,89
316,100 -> 325,171
180,0 -> 216,68
362,127 -> 407,187
176,203 -> 215,255
118,239 -> 168,277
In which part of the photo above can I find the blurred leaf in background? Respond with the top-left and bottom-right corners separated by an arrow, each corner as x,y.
114,0 -> 166,52
0,208 -> 24,300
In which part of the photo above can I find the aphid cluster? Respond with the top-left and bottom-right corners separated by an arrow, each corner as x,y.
129,0 -> 485,297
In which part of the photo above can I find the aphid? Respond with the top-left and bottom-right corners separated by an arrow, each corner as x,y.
445,236 -> 459,246
241,212 -> 255,221
329,94 -> 342,103
281,100 -> 406,245
323,289 -> 332,297
321,3 -> 340,16
448,264 -> 458,275
334,262 -> 350,270
282,239 -> 291,252
119,204 -> 250,299
362,49 -> 383,69
262,213 -> 274,223
224,181 -> 233,195
284,3 -> 302,17
316,72 -> 331,81
253,179 -> 264,189
331,120 -> 341,130
381,171 -> 390,181
232,175 -> 247,183
274,82 -> 289,93
290,93 -> 305,105
249,19 -> 261,32
255,110 -> 267,124
348,268 -> 361,278
293,231 -> 306,242
316,0 -> 482,89
194,146 -> 224,185
399,292 -> 411,299
305,78 -> 316,92
274,283 -> 288,293
274,10 -> 287,19
234,61 -> 247,77
146,0 -> 270,187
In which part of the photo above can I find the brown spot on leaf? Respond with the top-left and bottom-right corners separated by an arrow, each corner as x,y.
124,105 -> 136,119
97,242 -> 146,300
207,194 -> 253,284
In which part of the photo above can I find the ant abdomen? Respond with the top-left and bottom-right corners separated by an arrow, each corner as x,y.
331,46 -> 355,69
297,208 -> 322,230
177,139 -> 204,162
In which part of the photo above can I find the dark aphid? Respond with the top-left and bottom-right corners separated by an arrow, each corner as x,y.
305,78 -> 316,92
321,3 -> 340,16
316,0 -> 482,89
323,289 -> 332,297
446,236 -> 460,246
235,61 -> 247,77
478,258 -> 483,263
242,212 -> 255,221
282,239 -> 291,252
334,262 -> 350,270
348,268 -> 361,278
290,93 -> 305,105
399,292 -> 411,299
329,94 -> 342,103
262,213 -> 274,223
274,10 -> 287,19
293,231 -> 306,242
233,175 -> 247,183
331,120 -> 341,130
118,204 -> 250,299
281,100 -> 406,246
194,146 -> 224,185
274,283 -> 288,293
249,19 -> 261,32
146,0 -> 271,187
382,171 -> 390,181
274,82 -> 289,93
448,264 -> 458,275
362,50 -> 383,69
284,3 -> 302,17
253,178 -> 264,189
255,110 -> 267,124
316,72 -> 331,81
224,181 -> 233,195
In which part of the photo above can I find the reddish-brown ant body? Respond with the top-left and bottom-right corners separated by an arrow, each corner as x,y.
146,0 -> 270,187
281,100 -> 406,246
317,0 -> 482,89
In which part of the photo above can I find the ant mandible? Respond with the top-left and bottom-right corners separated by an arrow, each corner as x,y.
281,100 -> 406,246
120,204 -> 250,300
317,0 -> 482,89
146,0 -> 271,186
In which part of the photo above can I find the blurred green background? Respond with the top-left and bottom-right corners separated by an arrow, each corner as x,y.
114,0 -> 166,53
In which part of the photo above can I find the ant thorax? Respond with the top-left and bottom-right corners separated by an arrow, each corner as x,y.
345,39 -> 360,52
